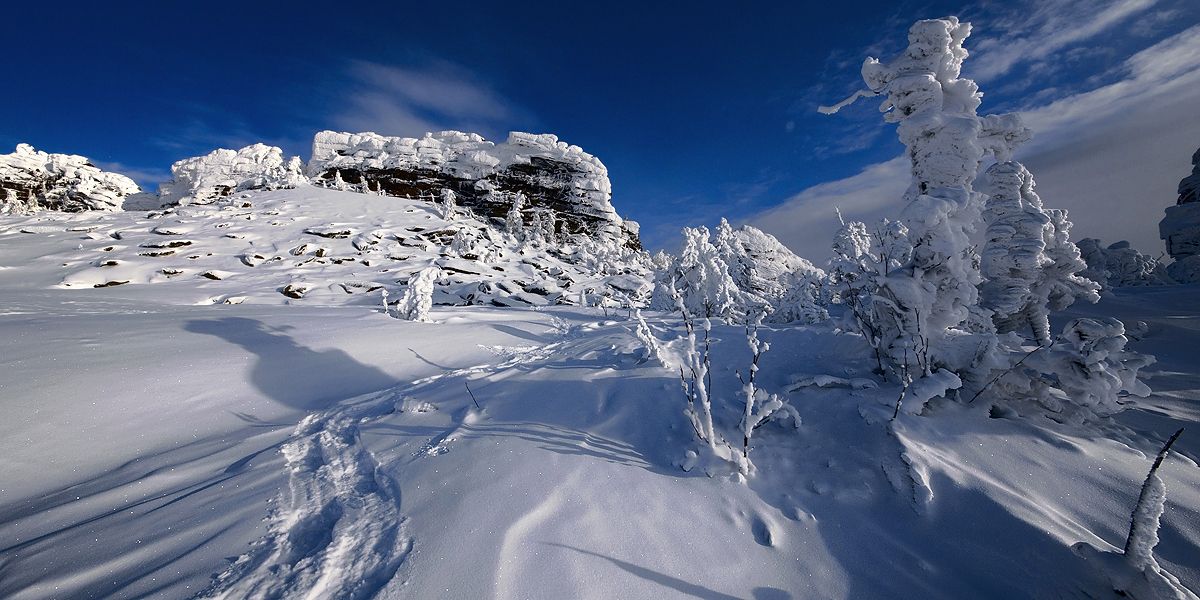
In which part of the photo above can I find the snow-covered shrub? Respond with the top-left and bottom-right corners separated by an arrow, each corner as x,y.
737,314 -> 801,464
671,278 -> 717,448
652,226 -> 746,321
992,318 -> 1154,416
397,267 -> 440,322
979,162 -> 1098,344
828,218 -> 912,373
633,309 -> 665,364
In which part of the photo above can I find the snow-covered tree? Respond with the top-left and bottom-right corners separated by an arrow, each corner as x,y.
652,226 -> 743,320
439,189 -> 457,220
506,192 -> 526,238
822,17 -> 1030,381
397,267 -> 440,322
979,162 -> 1098,344
713,218 -> 827,324
1077,238 -> 1169,289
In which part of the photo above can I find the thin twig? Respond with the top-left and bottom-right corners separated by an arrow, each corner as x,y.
464,381 -> 481,410
968,338 -> 1057,404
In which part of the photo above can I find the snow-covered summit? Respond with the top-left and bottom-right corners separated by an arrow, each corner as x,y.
0,144 -> 140,214
307,130 -> 639,250
157,143 -> 307,206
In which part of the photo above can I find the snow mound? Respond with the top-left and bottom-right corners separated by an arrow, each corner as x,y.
0,144 -> 140,214
158,143 -> 307,206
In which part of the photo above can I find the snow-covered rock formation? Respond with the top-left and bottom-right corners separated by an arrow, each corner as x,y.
0,144 -> 140,214
307,131 -> 640,250
1160,147 -> 1200,283
158,143 -> 307,206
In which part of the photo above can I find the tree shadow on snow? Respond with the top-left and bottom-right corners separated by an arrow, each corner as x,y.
184,317 -> 396,411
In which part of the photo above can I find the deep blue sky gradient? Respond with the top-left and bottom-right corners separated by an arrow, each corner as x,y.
4,1 -> 1197,250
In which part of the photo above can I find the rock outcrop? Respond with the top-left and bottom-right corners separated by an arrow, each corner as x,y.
1160,147 -> 1200,282
158,143 -> 306,206
307,131 -> 640,249
0,144 -> 140,213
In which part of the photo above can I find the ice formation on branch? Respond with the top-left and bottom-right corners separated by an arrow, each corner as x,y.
0,144 -> 140,213
979,162 -> 1098,344
158,144 -> 306,206
1160,146 -> 1200,283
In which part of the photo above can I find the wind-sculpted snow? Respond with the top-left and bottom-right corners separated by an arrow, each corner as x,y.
1078,238 -> 1171,289
0,144 -> 140,213
200,393 -> 411,600
308,130 -> 640,250
158,144 -> 307,206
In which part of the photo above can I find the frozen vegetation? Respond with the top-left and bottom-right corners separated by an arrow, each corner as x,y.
0,15 -> 1197,600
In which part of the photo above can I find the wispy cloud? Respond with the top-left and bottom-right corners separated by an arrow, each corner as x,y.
968,0 -> 1157,82
748,22 -> 1200,263
329,60 -> 533,140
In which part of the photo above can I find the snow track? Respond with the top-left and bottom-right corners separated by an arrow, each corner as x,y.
199,394 -> 411,600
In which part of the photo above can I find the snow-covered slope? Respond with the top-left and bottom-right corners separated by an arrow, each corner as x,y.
0,274 -> 1196,598
0,144 -> 140,214
0,186 -> 651,309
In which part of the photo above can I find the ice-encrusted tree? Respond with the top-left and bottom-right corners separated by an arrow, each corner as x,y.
397,267 -> 440,322
506,192 -> 526,238
822,17 -> 1029,381
439,189 -> 457,220
979,162 -> 1098,344
652,226 -> 743,320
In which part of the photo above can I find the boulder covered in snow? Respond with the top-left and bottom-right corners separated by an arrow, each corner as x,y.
0,144 -> 140,213
1160,147 -> 1200,283
307,130 -> 641,249
1078,238 -> 1169,289
158,143 -> 307,206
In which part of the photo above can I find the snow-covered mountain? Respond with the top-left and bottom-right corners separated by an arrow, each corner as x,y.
0,144 -> 140,214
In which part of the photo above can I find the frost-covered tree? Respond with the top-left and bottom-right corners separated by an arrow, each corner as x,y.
1077,238 -> 1169,289
652,226 -> 743,320
713,218 -> 827,324
822,17 -> 1029,380
979,162 -> 1098,344
397,267 -> 440,322
439,189 -> 457,220
506,192 -> 526,238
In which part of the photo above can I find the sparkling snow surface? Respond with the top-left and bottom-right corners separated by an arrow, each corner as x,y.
1,189 -> 1198,599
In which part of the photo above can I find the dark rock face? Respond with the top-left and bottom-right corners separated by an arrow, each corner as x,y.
1161,147 -> 1200,269
307,131 -> 641,249
0,144 -> 139,213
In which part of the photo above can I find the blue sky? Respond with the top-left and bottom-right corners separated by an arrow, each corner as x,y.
5,1 -> 1199,257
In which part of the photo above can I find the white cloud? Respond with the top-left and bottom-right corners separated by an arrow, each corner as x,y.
969,0 -> 1158,82
749,24 -> 1200,264
330,61 -> 528,140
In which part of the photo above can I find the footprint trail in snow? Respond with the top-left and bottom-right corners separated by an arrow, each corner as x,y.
199,393 -> 410,600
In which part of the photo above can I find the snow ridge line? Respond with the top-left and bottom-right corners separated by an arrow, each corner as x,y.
197,393 -> 411,600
